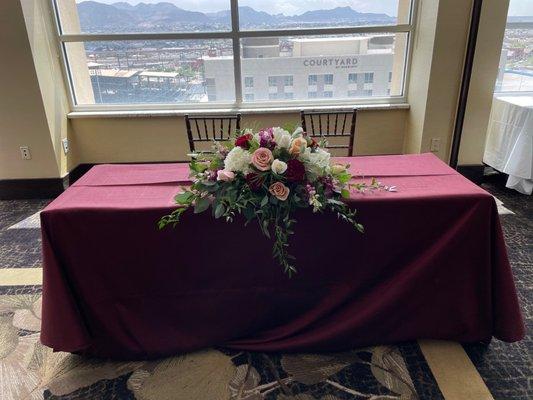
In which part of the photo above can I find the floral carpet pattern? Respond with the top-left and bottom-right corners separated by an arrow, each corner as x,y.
0,285 -> 439,399
462,177 -> 533,400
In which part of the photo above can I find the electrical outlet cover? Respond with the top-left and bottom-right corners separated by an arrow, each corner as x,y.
430,138 -> 441,152
20,146 -> 31,160
62,138 -> 69,154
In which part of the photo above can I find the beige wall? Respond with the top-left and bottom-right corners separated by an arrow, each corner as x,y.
0,0 -> 512,181
69,109 -> 407,165
404,0 -> 473,162
403,0 -> 510,166
0,1 -> 61,179
21,0 -> 72,177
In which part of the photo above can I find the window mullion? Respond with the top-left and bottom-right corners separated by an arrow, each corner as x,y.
230,0 -> 243,106
238,24 -> 413,38
59,31 -> 234,42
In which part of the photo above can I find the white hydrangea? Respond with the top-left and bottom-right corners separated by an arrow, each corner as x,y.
308,148 -> 331,170
224,146 -> 252,174
272,127 -> 292,149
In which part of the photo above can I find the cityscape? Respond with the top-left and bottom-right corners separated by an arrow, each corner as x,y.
64,1 -> 532,104
496,19 -> 533,92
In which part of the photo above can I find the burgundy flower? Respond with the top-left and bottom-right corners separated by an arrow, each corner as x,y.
235,133 -> 252,149
285,159 -> 306,182
245,172 -> 264,191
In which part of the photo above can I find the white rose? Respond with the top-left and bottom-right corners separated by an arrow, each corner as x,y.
277,134 -> 291,149
272,127 -> 289,141
272,127 -> 292,149
271,159 -> 288,175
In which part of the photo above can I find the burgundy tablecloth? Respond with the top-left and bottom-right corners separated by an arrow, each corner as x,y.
40,154 -> 525,359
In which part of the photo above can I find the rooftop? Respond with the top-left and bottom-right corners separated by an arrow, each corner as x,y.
90,69 -> 140,78
139,71 -> 180,78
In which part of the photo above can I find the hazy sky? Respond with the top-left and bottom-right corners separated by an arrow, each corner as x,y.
78,0 -> 533,17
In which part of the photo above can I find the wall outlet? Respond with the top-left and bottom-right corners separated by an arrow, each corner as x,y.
430,138 -> 441,152
62,138 -> 69,154
20,146 -> 31,160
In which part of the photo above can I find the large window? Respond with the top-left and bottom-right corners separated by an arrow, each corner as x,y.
494,0 -> 533,93
52,0 -> 416,110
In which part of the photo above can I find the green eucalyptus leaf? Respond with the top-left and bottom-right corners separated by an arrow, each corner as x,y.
327,199 -> 345,206
191,161 -> 208,173
243,206 -> 255,221
175,191 -> 193,204
194,197 -> 210,214
341,188 -> 351,199
214,203 -> 225,219
337,172 -> 352,184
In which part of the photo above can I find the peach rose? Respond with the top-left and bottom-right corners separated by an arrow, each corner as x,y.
251,148 -> 273,171
289,137 -> 307,156
269,182 -> 290,201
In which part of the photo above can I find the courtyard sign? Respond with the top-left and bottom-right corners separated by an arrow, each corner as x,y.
303,57 -> 359,68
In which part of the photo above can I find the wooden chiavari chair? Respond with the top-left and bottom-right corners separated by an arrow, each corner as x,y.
300,109 -> 357,156
185,114 -> 241,153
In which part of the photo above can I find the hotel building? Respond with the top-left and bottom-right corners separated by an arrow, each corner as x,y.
204,36 -> 395,102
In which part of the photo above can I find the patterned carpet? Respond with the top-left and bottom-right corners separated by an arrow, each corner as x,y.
462,177 -> 533,400
0,176 -> 530,399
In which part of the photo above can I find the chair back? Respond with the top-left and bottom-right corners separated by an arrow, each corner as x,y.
300,109 -> 357,156
185,114 -> 241,153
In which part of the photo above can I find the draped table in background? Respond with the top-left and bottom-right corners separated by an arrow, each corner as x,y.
484,95 -> 533,195
40,153 -> 525,359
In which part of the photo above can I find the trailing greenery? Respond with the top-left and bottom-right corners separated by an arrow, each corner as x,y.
159,126 -> 393,276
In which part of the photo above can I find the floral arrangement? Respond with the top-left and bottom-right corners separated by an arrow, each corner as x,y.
159,126 -> 393,276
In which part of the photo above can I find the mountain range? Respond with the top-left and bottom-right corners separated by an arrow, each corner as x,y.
76,1 -> 395,31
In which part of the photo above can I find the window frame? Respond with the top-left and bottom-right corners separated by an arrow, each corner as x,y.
51,0 -> 418,112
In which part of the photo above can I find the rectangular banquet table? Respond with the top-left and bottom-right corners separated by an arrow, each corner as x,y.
40,153 -> 525,359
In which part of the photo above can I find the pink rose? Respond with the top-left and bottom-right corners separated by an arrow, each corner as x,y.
216,169 -> 235,182
251,148 -> 273,171
269,182 -> 290,201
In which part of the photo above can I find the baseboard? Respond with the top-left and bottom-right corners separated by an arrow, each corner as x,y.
68,163 -> 95,185
457,164 -> 485,184
0,177 -> 68,200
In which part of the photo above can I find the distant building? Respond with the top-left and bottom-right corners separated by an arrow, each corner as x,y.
89,66 -> 140,101
203,35 -> 395,102
87,63 -> 205,103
